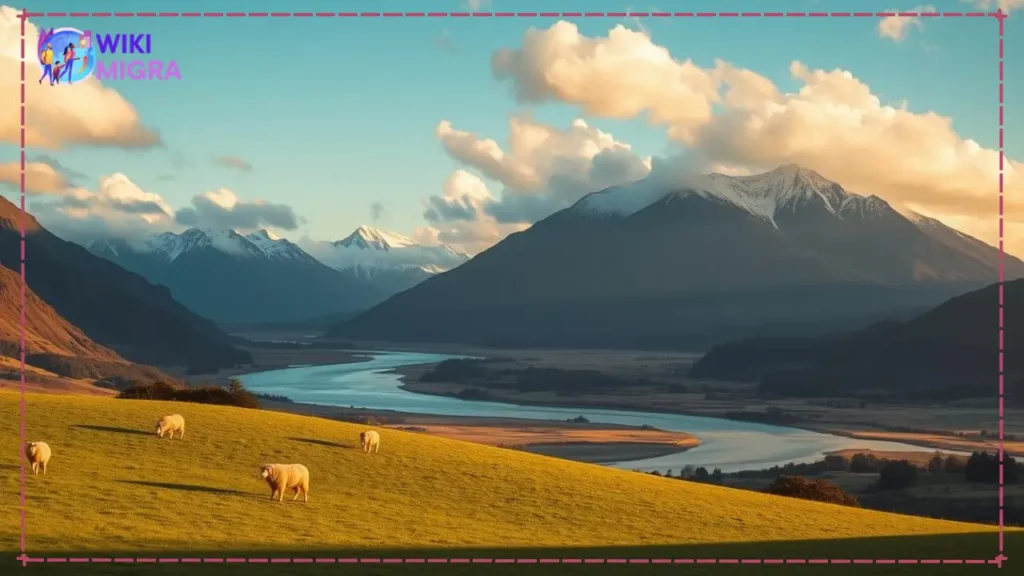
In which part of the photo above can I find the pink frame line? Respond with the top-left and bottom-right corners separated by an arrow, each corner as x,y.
13,7 -> 1008,569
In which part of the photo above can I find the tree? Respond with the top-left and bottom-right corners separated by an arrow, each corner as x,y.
878,460 -> 918,490
227,377 -> 260,409
694,467 -> 710,482
710,468 -> 724,483
928,452 -> 945,474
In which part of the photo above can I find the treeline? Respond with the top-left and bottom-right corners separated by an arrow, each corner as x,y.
0,340 -> 175,385
117,377 -> 260,409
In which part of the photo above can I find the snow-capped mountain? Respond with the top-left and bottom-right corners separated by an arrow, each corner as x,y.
331,164 -> 1024,349
89,228 -> 384,325
299,226 -> 470,295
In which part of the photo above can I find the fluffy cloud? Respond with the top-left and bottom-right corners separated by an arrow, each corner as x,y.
175,188 -> 301,231
415,171 -> 528,255
24,172 -> 303,245
878,6 -> 936,42
492,22 -> 721,143
212,155 -> 254,171
486,21 -> 1021,253
424,116 -> 652,251
0,160 -> 69,194
28,173 -> 174,242
0,7 -> 161,149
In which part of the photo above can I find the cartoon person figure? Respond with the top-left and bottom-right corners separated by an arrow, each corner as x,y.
38,43 -> 53,84
62,42 -> 76,84
51,60 -> 62,85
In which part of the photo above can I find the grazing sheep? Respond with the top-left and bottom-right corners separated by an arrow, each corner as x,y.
360,430 -> 380,454
155,414 -> 185,439
25,442 -> 51,475
259,464 -> 309,503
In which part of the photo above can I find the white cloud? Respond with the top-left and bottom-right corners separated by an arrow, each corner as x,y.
28,173 -> 174,242
487,21 -> 1021,254
0,160 -> 68,194
491,22 -> 721,144
0,7 -> 160,149
175,188 -> 301,232
878,6 -> 936,42
425,116 -> 652,251
415,170 -> 528,255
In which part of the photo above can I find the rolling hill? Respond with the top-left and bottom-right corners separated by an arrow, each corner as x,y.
0,197 -> 251,371
0,391 -> 1008,570
330,165 -> 1022,350
689,279 -> 1022,402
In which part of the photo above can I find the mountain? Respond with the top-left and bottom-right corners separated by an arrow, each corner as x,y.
89,228 -> 384,325
0,197 -> 250,371
689,278 -> 1022,402
329,164 -> 1024,349
0,265 -> 173,386
301,226 -> 470,295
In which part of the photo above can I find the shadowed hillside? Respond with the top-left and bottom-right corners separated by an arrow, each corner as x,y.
0,265 -> 172,388
0,197 -> 251,371
690,279 -> 1020,402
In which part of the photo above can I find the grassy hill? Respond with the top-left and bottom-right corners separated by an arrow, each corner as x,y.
1,392 -> 1016,574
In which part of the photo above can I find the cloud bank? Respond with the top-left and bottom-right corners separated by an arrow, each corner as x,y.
420,21 -> 1018,255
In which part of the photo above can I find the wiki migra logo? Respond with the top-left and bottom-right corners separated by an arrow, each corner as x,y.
37,27 -> 180,85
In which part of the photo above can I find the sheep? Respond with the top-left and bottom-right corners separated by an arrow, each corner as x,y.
259,464 -> 309,503
155,414 -> 185,439
25,442 -> 51,475
359,430 -> 380,454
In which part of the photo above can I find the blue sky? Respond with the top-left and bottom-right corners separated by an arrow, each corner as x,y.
2,0 -> 1019,254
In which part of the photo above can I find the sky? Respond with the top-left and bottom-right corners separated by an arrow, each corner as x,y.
0,0 -> 1021,256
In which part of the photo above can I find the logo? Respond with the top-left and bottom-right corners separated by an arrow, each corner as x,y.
38,27 -> 179,84
37,27 -> 95,85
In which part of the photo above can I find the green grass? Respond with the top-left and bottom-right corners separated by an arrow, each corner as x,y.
0,392 -> 1018,574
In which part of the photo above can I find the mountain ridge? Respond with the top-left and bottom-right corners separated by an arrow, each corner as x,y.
329,164 -> 1022,349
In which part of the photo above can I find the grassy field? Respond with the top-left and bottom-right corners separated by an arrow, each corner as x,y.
1,391 -> 1018,574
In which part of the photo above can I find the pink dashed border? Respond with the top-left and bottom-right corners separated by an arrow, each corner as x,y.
14,7 -> 1009,569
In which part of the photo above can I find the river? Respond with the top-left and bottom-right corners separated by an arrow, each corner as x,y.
240,350 -> 952,474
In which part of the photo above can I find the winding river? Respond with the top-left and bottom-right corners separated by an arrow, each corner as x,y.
240,351 -> 950,473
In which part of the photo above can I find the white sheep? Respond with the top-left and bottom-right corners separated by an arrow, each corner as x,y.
359,430 -> 380,454
259,464 -> 309,503
25,442 -> 51,475
155,414 -> 185,439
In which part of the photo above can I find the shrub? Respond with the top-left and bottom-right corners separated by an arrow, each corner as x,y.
766,476 -> 860,507
117,379 -> 261,409
877,460 -> 919,490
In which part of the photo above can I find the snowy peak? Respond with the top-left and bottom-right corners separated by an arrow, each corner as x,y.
132,228 -> 315,262
244,229 -> 315,262
572,164 -> 890,226
335,226 -> 418,252
305,225 -> 469,275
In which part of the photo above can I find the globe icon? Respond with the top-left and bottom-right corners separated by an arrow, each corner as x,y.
39,27 -> 96,85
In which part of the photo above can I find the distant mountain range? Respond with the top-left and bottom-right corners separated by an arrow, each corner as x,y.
329,164 -> 1024,349
88,225 -> 469,325
689,278 -> 1022,402
300,226 -> 470,296
0,197 -> 249,371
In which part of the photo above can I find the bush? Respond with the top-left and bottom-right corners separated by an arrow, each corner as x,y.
117,378 -> 261,409
766,476 -> 860,507
878,460 -> 919,490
